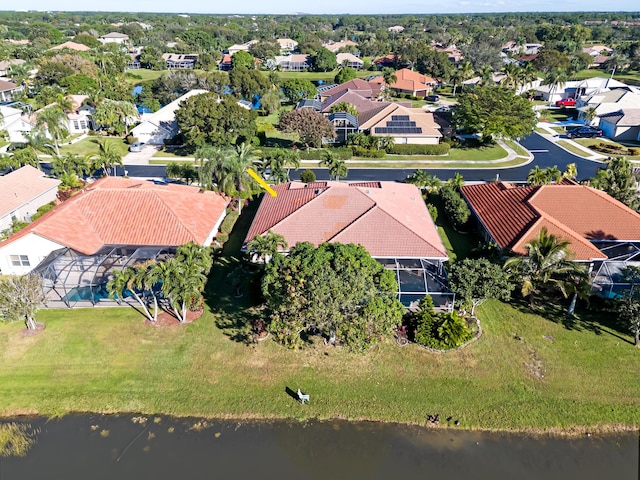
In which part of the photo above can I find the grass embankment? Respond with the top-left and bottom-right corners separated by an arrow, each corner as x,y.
0,201 -> 638,433
556,140 -> 595,158
58,137 -> 130,157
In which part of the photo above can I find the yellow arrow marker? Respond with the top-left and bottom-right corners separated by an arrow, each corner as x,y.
247,168 -> 277,197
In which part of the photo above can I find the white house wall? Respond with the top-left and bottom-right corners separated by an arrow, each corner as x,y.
131,122 -> 173,144
0,233 -> 64,275
204,208 -> 228,246
390,136 -> 439,145
0,186 -> 59,231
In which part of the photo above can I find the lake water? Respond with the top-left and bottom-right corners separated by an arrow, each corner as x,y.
2,415 -> 638,479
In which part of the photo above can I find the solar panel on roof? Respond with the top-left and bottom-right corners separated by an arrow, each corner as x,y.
391,115 -> 410,121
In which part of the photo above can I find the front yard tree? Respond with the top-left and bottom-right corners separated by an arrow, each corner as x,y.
334,67 -> 357,84
231,50 -> 255,70
279,109 -> 335,149
504,227 -> 588,310
175,93 -> 257,149
262,242 -> 404,351
313,47 -> 337,72
35,105 -> 68,157
281,79 -> 317,103
93,99 -> 138,136
440,185 -> 470,231
247,231 -> 288,263
320,150 -> 347,181
449,258 -> 513,316
90,139 -> 123,176
454,86 -> 537,142
590,157 -> 640,211
0,274 -> 45,331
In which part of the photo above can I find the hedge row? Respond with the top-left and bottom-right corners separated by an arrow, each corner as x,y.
387,143 -> 450,155
257,146 -> 353,160
352,147 -> 386,158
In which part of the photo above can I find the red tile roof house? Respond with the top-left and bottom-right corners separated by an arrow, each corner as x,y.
244,181 -> 454,308
460,181 -> 640,299
0,177 -> 229,306
388,69 -> 438,97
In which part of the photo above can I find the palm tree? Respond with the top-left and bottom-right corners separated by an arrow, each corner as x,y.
90,139 -> 122,176
196,145 -> 228,191
562,163 -> 578,181
504,227 -> 587,309
448,172 -> 465,189
259,148 -> 300,184
247,231 -> 288,263
220,143 -> 259,215
545,165 -> 562,184
106,266 -> 155,321
527,166 -> 548,185
115,101 -> 139,136
501,63 -> 519,89
320,150 -> 348,181
583,106 -> 598,126
544,68 -> 568,106
382,68 -> 397,100
35,105 -> 68,157
406,170 -> 442,194
478,65 -> 494,86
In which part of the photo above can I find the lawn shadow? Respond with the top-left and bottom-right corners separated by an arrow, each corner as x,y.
285,387 -> 300,402
204,198 -> 266,344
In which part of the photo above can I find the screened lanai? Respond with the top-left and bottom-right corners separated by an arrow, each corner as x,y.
33,245 -> 175,307
590,241 -> 640,300
376,258 -> 454,310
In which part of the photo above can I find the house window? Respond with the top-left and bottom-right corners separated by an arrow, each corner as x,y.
79,120 -> 87,129
9,255 -> 30,267
73,120 -> 79,130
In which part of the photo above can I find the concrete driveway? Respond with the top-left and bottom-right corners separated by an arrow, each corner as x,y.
122,144 -> 161,165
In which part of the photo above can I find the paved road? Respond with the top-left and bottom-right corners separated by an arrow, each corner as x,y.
41,133 -> 603,183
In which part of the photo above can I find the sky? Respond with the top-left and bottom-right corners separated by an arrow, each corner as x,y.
9,1 -> 640,15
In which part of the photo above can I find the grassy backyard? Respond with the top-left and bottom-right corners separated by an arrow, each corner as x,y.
0,201 -> 638,433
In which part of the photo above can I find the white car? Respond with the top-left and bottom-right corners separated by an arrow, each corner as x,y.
129,142 -> 145,152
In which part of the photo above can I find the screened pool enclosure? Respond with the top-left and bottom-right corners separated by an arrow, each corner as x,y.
590,241 -> 640,300
33,246 -> 175,307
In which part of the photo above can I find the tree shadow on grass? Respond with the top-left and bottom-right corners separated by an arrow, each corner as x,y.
204,198 -> 266,345
509,294 -> 633,345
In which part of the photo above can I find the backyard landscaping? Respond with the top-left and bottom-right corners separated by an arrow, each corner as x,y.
0,199 -> 638,434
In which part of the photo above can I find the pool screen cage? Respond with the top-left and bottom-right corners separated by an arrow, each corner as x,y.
590,241 -> 640,300
376,258 -> 454,310
33,245 -> 175,307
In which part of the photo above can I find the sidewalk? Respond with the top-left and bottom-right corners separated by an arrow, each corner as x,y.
535,122 -> 607,162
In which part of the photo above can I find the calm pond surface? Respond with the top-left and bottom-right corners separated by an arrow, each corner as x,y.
2,415 -> 638,479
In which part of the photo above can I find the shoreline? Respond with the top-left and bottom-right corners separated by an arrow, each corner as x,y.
2,409 -> 637,438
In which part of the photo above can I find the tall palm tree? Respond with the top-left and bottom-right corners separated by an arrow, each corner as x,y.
196,145 -> 228,191
35,105 -> 68,157
247,231 -> 288,263
545,165 -> 562,184
90,139 -> 122,176
220,143 -> 259,215
504,227 -> 587,309
320,150 -> 347,181
448,172 -> 465,189
382,68 -> 397,100
544,68 -> 568,105
106,266 -> 154,321
501,63 -> 519,89
115,101 -> 139,136
478,65 -> 494,86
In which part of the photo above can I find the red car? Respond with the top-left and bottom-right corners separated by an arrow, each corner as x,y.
556,98 -> 577,107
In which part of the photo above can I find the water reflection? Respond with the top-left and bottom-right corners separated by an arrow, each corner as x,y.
2,416 -> 638,480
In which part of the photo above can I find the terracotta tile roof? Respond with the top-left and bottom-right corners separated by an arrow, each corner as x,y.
244,182 -> 448,259
0,166 -> 61,218
461,182 -> 640,261
390,68 -> 437,92
0,178 -> 228,254
49,41 -> 91,52
321,90 -> 389,114
319,78 -> 382,99
358,104 -> 442,138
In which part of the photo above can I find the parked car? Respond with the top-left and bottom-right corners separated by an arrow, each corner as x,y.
434,106 -> 450,113
425,94 -> 440,102
129,142 -> 145,152
6,143 -> 26,152
566,126 -> 603,139
556,98 -> 577,107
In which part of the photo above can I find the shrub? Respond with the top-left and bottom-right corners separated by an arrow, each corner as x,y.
387,143 -> 450,155
298,147 -> 352,160
426,203 -> 438,222
299,169 -> 316,183
31,202 -> 56,221
411,296 -> 472,349
440,185 -> 470,230
629,148 -> 640,156
126,136 -> 139,145
220,211 -> 239,234
352,147 -> 386,158
216,233 -> 229,244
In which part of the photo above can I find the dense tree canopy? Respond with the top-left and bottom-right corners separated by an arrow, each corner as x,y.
175,93 -> 257,149
281,78 -> 317,103
454,86 -> 537,141
262,242 -> 404,351
449,258 -> 513,315
278,109 -> 335,148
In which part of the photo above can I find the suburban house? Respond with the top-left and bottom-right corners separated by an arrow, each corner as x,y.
599,109 -> 640,141
318,78 -> 383,101
336,52 -> 364,69
0,79 -> 22,102
0,177 -> 229,306
226,40 -> 258,55
277,38 -> 298,54
387,25 -> 405,33
388,68 -> 437,97
0,104 -> 33,142
273,54 -> 310,71
374,54 -> 404,70
0,59 -> 26,77
460,181 -> 640,299
162,53 -> 198,69
218,53 -> 233,71
98,32 -> 130,45
535,77 -> 630,103
359,103 -> 442,144
131,89 -> 207,145
0,165 -> 60,234
323,40 -> 358,53
49,41 -> 91,52
577,88 -> 640,125
66,94 -> 95,133
244,181 -> 452,308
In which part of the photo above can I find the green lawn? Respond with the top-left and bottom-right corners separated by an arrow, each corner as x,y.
125,68 -> 166,84
57,137 -> 130,157
275,70 -> 375,83
572,69 -> 640,86
556,140 -> 593,158
503,139 -> 529,157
